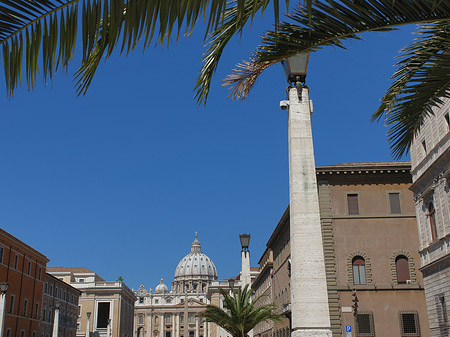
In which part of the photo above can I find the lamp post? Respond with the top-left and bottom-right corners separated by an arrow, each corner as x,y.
52,302 -> 61,337
86,312 -> 91,337
239,234 -> 251,289
0,283 -> 9,337
281,52 -> 332,337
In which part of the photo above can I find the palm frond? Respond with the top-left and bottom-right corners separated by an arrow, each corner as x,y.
194,0 -> 271,105
224,0 -> 450,100
372,21 -> 450,159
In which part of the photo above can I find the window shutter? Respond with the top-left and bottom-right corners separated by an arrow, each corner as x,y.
347,194 -> 359,215
389,193 -> 401,214
396,257 -> 410,284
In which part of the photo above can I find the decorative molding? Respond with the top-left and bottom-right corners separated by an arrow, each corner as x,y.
389,250 -> 417,285
347,251 -> 373,285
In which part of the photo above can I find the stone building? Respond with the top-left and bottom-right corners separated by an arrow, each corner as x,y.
252,162 -> 430,337
47,267 -> 136,337
409,98 -> 450,337
133,235 -> 218,337
39,273 -> 80,337
0,228 -> 49,337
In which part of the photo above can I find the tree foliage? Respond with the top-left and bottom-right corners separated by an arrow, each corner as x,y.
197,285 -> 283,337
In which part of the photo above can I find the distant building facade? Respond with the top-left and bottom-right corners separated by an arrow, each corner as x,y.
410,98 -> 450,337
39,273 -> 80,337
47,268 -> 136,337
133,235 -> 218,337
253,162 -> 430,337
0,228 -> 49,337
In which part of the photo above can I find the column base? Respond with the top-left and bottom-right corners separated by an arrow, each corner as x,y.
291,329 -> 332,337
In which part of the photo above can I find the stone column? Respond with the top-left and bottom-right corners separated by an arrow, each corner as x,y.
175,314 -> 180,337
147,313 -> 153,337
287,87 -> 331,337
204,322 -> 208,337
0,284 -> 8,337
241,251 -> 251,289
172,315 -> 175,337
161,315 -> 164,337
195,318 -> 199,337
52,302 -> 61,337
86,312 -> 91,337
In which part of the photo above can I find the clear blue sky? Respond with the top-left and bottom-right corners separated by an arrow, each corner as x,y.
0,9 -> 415,290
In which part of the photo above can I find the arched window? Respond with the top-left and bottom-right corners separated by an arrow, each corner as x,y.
428,202 -> 438,240
139,315 -> 144,324
352,257 -> 366,285
395,256 -> 410,284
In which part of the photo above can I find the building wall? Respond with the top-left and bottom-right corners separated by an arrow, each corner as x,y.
40,273 -> 80,337
0,229 -> 49,337
47,269 -> 135,337
410,97 -> 450,337
253,162 -> 431,337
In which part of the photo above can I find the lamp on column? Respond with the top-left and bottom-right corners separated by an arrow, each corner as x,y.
239,234 -> 250,252
281,52 -> 310,100
0,282 -> 9,337
227,278 -> 235,292
0,283 -> 8,295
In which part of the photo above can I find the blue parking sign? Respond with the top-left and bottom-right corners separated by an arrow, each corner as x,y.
346,325 -> 352,332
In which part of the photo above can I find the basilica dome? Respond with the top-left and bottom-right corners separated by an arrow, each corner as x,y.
155,278 -> 169,293
174,234 -> 218,281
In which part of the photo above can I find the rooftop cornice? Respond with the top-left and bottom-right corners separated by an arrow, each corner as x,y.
316,162 -> 411,175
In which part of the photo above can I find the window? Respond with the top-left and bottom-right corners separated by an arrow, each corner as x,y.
445,112 -> 450,131
43,309 -> 46,321
0,247 -> 3,263
13,255 -> 18,269
389,193 -> 401,214
166,332 -> 171,337
189,332 -> 194,337
45,283 -> 48,293
139,297 -> 144,304
347,194 -> 360,215
154,299 -> 159,304
165,314 -> 171,323
23,299 -> 28,316
79,279 -> 84,283
355,312 -> 375,336
188,313 -> 195,323
180,314 -> 184,323
38,268 -> 41,280
96,302 -> 110,328
27,261 -> 31,275
49,285 -> 53,295
9,295 -> 15,313
77,323 -> 81,331
139,315 -> 144,324
428,202 -> 438,240
352,257 -> 366,285
35,303 -> 39,319
396,256 -> 410,284
33,331 -> 36,337
437,296 -> 448,332
421,140 -> 427,154
6,329 -> 11,337
20,330 -> 25,337
399,312 -> 420,337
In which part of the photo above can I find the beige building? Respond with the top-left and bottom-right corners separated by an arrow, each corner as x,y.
39,273 -> 81,337
47,268 -> 136,337
133,235 -> 217,337
253,162 -> 430,337
409,98 -> 450,337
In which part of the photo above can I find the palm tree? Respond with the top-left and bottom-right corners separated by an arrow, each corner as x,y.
0,0 -> 297,97
197,285 -> 283,337
212,0 -> 450,158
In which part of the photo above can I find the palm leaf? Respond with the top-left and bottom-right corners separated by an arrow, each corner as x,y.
223,0 -> 450,101
372,21 -> 450,159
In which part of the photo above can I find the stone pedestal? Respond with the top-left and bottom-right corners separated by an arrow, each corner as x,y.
287,87 -> 331,337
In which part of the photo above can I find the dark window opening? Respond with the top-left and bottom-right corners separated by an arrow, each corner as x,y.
139,297 -> 144,304
396,256 -> 410,284
389,193 -> 401,214
445,113 -> 450,131
14,255 -> 18,269
347,194 -> 359,215
399,312 -> 420,337
166,332 -> 171,337
352,257 -> 366,285
428,202 -> 438,240
355,312 -> 374,336
189,332 -> 194,337
96,302 -> 110,328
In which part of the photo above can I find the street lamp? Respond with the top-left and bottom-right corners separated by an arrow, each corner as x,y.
86,312 -> 91,337
281,53 -> 332,337
239,234 -> 250,252
282,52 -> 310,100
0,282 -> 9,337
52,302 -> 61,337
227,278 -> 235,290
